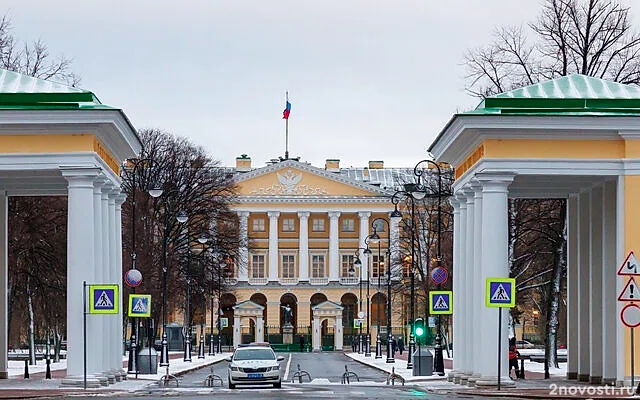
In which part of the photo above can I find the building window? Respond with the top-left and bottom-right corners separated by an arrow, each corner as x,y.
251,254 -> 265,278
281,254 -> 296,278
341,218 -> 355,232
311,255 -> 326,278
372,219 -> 386,232
312,218 -> 325,232
282,218 -> 295,232
341,254 -> 355,277
372,254 -> 386,277
252,218 -> 265,232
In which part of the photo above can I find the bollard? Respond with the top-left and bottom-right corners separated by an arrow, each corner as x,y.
544,357 -> 550,379
45,359 -> 51,379
23,359 -> 29,379
519,358 -> 525,379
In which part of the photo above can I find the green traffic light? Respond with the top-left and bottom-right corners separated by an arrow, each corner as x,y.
415,326 -> 424,336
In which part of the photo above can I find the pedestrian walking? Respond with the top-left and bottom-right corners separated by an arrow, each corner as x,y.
391,336 -> 397,354
398,337 -> 405,355
299,335 -> 305,352
508,337 -> 521,379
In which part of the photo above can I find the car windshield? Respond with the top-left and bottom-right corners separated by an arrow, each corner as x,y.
233,348 -> 275,361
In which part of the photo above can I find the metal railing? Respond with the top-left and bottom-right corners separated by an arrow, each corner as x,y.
309,277 -> 329,285
248,277 -> 268,285
279,277 -> 299,285
339,277 -> 359,285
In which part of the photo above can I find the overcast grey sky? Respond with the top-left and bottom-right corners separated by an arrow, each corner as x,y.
5,1 -> 562,168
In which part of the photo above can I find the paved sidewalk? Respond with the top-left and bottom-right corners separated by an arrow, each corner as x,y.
0,351 -> 231,399
347,350 -> 637,399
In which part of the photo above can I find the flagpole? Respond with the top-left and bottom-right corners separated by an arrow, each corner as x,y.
285,91 -> 289,160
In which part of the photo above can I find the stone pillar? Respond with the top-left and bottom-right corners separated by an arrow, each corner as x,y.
313,317 -> 321,352
463,188 -> 475,385
590,186 -> 603,383
108,190 -> 122,380
91,178 -> 107,384
475,174 -> 514,387
101,184 -> 116,384
256,317 -> 264,342
449,197 -> 462,381
114,193 -> 126,378
61,169 -> 100,387
602,180 -> 617,385
336,316 -> 344,350
358,212 -> 371,283
298,212 -> 310,281
233,316 -> 241,349
328,212 -> 341,281
267,211 -> 280,282
0,191 -> 7,379
238,212 -> 249,281
472,183 -> 483,381
454,195 -> 467,383
566,195 -> 579,380
578,190 -> 591,382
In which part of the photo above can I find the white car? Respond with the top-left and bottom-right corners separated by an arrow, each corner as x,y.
226,345 -> 284,388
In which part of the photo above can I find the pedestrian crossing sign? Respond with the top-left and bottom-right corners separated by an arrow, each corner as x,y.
486,278 -> 516,308
128,294 -> 151,317
89,285 -> 119,314
429,291 -> 453,315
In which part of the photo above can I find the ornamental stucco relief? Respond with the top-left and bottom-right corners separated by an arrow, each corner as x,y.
249,168 -> 328,195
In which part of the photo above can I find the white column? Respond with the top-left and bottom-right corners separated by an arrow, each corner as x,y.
578,190 -> 591,382
114,193 -> 126,377
256,317 -> 264,342
61,169 -> 100,386
101,184 -> 116,383
389,214 -> 400,279
328,212 -> 341,281
566,195 -> 579,380
454,195 -> 467,383
91,178 -> 106,382
298,212 -> 310,281
336,316 -> 344,350
472,183 -> 484,380
233,316 -> 241,349
449,198 -> 462,381
475,174 -> 514,387
590,186 -> 603,383
108,190 -> 122,379
0,191 -> 7,379
358,212 -> 371,283
238,212 -> 249,282
267,211 -> 280,282
602,180 -> 617,384
463,188 -> 475,384
313,317 -> 321,351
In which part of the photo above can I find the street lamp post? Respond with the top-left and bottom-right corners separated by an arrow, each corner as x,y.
391,184 -> 425,369
369,218 -> 394,363
368,229 -> 383,359
181,212 -> 193,363
413,159 -> 445,376
124,158 -> 155,376
349,247 -> 371,355
196,234 -> 209,359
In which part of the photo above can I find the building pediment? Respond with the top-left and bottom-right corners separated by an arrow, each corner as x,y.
233,300 -> 264,316
234,160 -> 391,198
312,300 -> 343,311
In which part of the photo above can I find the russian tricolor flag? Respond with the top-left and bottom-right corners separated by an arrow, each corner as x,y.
282,97 -> 291,120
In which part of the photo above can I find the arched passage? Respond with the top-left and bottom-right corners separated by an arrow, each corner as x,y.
220,293 -> 236,346
250,293 -> 267,323
340,293 -> 358,346
280,293 -> 297,333
371,292 -> 387,327
309,293 -> 327,323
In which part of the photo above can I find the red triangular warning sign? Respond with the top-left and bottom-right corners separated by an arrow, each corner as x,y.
618,252 -> 640,276
618,277 -> 640,302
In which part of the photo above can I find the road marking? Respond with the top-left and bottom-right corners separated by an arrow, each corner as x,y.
283,353 -> 292,381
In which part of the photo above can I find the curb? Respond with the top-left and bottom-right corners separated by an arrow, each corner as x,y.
343,352 -> 448,384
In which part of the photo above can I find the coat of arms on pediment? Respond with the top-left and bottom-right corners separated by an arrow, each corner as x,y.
249,168 -> 328,195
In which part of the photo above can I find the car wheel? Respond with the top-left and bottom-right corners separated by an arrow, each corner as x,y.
228,378 -> 236,389
273,381 -> 281,389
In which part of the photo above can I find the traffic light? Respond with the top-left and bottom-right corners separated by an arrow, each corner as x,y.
414,317 -> 425,338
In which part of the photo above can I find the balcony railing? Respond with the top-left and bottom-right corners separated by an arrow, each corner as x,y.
339,277 -> 359,285
279,277 -> 299,285
224,278 -> 238,285
369,277 -> 389,286
248,277 -> 268,285
309,277 -> 329,285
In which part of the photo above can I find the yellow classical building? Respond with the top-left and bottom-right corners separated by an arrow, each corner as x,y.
223,155 -> 412,351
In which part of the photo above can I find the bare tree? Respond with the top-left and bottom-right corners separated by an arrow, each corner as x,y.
465,0 -> 640,97
0,14 -> 80,86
